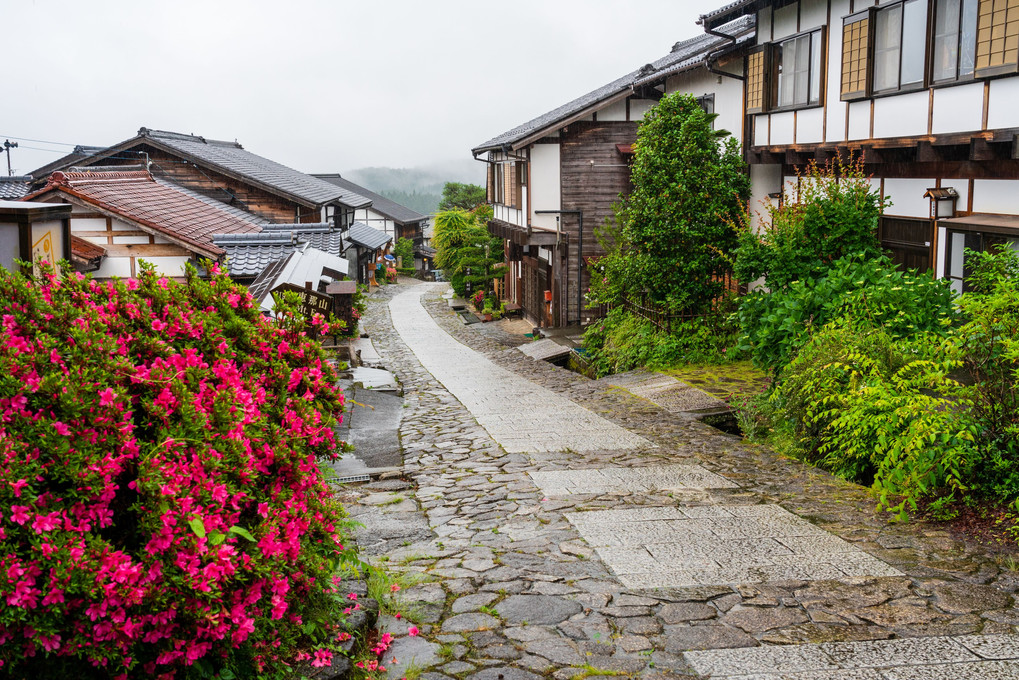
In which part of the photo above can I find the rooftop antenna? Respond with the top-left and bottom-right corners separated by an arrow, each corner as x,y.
3,140 -> 18,176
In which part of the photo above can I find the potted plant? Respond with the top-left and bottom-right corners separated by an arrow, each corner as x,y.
482,298 -> 494,322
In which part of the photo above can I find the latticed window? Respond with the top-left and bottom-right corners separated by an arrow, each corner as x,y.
975,0 -> 1019,76
841,14 -> 871,99
746,49 -> 767,113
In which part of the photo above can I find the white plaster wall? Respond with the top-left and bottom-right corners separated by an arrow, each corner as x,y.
848,101 -> 870,140
826,0 -> 852,143
750,164 -> 782,232
111,221 -> 136,232
70,217 -> 107,231
665,69 -> 745,142
754,115 -> 770,146
883,178 -> 936,218
95,257 -> 132,279
758,8 -> 772,42
529,144 -> 561,231
773,2 -> 798,39
598,99 -> 627,122
987,77 -> 1019,130
873,91 -> 929,138
946,180 -> 969,214
800,0 -> 827,30
932,82 -> 983,134
973,179 -> 1019,213
112,235 -> 150,245
935,225 -> 947,279
783,175 -> 800,203
771,112 -> 796,145
629,100 -> 656,121
141,256 -> 191,276
797,108 -> 825,143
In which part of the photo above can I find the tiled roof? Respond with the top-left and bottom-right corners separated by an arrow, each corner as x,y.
154,177 -> 269,226
28,145 -> 104,186
313,174 -> 428,223
698,0 -> 759,28
70,235 -> 106,271
214,225 -> 347,278
0,176 -> 32,200
347,221 -> 392,251
247,245 -> 350,313
634,16 -> 755,86
26,170 -> 261,258
135,129 -> 372,209
472,17 -> 754,154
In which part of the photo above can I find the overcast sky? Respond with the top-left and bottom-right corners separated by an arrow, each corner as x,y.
5,1 -> 705,179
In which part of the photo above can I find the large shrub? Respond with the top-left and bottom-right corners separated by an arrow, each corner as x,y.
732,156 -> 886,291
738,253 -> 957,374
432,207 -> 502,299
0,263 -> 353,678
617,92 -> 749,314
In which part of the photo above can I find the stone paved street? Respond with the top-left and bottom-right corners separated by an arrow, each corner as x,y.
339,281 -> 1019,680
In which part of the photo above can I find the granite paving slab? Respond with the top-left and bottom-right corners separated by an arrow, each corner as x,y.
685,635 -> 1019,678
530,465 -> 737,495
566,505 -> 902,588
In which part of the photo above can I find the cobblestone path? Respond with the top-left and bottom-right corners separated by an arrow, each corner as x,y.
340,282 -> 1019,680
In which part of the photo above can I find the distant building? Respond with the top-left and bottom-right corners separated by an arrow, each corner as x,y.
314,174 -> 429,269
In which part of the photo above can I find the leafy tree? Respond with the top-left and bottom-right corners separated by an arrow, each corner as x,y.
438,182 -> 486,211
433,208 -> 502,298
617,92 -> 749,314
394,237 -> 415,267
732,155 -> 886,291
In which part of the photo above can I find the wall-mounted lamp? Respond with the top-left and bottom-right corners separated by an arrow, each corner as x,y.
923,187 -> 959,219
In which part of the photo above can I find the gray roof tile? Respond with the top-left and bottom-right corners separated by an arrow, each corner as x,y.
347,221 -> 392,251
0,176 -> 32,200
313,174 -> 429,223
138,128 -> 372,209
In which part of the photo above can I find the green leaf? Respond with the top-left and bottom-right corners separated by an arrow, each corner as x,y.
209,532 -> 226,546
228,525 -> 256,542
188,517 -> 206,538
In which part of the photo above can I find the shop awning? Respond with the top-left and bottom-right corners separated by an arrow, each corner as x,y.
940,213 -> 1019,236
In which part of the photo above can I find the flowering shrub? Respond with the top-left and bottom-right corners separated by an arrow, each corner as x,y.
0,261 -> 355,679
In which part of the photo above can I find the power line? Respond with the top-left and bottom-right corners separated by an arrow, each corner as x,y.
0,134 -> 78,147
16,144 -> 68,154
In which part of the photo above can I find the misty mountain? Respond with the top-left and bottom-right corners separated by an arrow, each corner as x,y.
345,158 -> 484,215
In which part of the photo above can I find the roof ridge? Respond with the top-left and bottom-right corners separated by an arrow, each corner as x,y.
52,170 -> 154,186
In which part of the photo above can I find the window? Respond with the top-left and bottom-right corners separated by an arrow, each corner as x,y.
842,13 -> 871,100
746,29 -> 824,113
946,229 -> 1019,293
874,0 -> 927,92
975,0 -> 1019,77
746,48 -> 769,113
933,0 -> 979,81
492,163 -> 504,204
775,30 -> 824,107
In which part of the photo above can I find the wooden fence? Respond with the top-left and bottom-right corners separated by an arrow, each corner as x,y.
618,272 -> 742,334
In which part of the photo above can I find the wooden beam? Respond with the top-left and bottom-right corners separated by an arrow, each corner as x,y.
970,138 -> 997,161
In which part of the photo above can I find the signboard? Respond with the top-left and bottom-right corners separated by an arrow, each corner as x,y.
270,282 -> 333,320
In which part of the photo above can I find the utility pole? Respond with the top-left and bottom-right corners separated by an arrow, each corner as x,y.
3,140 -> 17,176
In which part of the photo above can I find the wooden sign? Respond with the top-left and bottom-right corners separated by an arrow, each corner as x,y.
270,282 -> 333,320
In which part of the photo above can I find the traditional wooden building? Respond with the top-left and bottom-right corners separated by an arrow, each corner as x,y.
24,169 -> 261,279
32,128 -> 373,229
313,174 -> 429,264
701,0 -> 1019,291
472,17 -> 753,327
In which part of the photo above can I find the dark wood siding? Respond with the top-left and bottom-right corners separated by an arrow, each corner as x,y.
559,121 -> 637,323
880,216 -> 934,272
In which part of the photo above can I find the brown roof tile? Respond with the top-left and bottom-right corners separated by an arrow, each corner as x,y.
26,170 -> 261,257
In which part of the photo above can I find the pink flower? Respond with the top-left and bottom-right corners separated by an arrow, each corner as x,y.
390,584 -> 401,592
311,649 -> 332,667
52,422 -> 71,436
10,479 -> 28,497
10,506 -> 30,525
407,626 -> 419,637
98,388 -> 116,406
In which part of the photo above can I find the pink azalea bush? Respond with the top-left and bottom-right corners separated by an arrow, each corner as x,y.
0,262 -> 355,679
